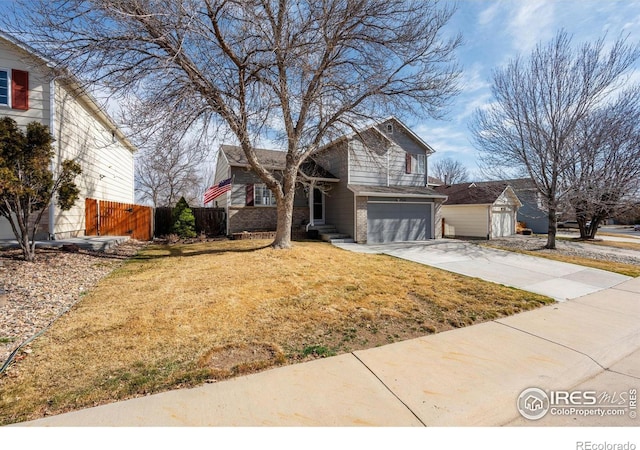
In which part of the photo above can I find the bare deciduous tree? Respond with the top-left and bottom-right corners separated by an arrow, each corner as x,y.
135,137 -> 208,208
431,157 -> 469,185
471,31 -> 639,249
565,86 -> 640,239
14,0 -> 461,248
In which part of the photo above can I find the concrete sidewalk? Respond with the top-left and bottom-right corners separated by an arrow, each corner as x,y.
15,277 -> 640,427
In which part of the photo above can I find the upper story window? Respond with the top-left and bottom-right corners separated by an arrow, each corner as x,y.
254,184 -> 277,206
0,69 -> 9,106
405,153 -> 426,175
386,123 -> 394,134
0,68 -> 29,110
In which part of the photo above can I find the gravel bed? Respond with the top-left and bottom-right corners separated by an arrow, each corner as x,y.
0,240 -> 148,367
488,235 -> 640,266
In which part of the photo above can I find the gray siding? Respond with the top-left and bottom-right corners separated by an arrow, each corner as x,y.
227,166 -> 307,208
348,138 -> 387,185
324,180 -> 354,236
376,120 -> 428,187
515,188 -> 549,234
347,123 -> 428,188
315,142 -> 354,236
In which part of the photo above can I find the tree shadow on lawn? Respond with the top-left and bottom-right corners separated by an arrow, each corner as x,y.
131,242 -> 274,260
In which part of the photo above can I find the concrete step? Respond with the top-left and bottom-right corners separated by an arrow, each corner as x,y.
320,233 -> 351,242
329,238 -> 355,244
308,224 -> 338,232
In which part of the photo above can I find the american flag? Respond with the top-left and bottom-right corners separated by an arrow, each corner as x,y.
204,177 -> 232,204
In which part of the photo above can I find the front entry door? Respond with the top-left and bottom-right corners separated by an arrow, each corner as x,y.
313,188 -> 325,225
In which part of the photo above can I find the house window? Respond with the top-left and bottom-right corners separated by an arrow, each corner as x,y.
405,153 -> 426,175
0,69 -> 9,106
386,123 -> 394,134
254,184 -> 276,206
0,69 -> 29,110
415,154 -> 425,174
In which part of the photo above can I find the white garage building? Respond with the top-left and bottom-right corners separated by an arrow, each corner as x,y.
435,181 -> 522,240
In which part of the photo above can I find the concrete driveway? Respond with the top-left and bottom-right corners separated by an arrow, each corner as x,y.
333,240 -> 630,301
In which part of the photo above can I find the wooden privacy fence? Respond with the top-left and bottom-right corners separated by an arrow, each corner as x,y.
85,198 -> 153,241
154,207 -> 226,237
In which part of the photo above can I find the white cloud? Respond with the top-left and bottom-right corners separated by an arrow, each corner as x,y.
506,0 -> 556,53
478,2 -> 501,26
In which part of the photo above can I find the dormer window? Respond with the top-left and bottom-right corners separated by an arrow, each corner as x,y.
386,123 -> 393,134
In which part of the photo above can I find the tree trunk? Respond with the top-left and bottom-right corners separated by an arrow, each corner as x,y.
272,191 -> 295,249
545,206 -> 557,249
18,223 -> 35,262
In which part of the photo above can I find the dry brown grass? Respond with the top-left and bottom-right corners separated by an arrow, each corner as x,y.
580,239 -> 640,252
0,239 -> 552,425
486,242 -> 640,278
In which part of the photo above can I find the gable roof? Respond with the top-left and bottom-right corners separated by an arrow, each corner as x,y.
221,144 -> 287,170
375,116 -> 435,154
316,116 -> 434,155
220,145 -> 338,180
435,181 -> 521,206
0,30 -> 137,154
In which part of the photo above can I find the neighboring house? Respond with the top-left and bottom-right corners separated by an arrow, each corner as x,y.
212,117 -> 446,243
0,31 -> 136,240
435,181 -> 522,239
506,178 -> 549,234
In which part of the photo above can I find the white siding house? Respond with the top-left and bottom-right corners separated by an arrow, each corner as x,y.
435,182 -> 522,239
0,31 -> 136,240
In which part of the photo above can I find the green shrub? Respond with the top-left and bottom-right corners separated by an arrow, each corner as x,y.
171,197 -> 196,238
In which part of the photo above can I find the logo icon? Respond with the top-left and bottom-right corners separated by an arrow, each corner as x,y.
517,387 -> 550,420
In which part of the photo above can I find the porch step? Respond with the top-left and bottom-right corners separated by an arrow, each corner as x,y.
309,223 -> 353,243
320,232 -> 352,242
328,238 -> 355,244
308,224 -> 338,232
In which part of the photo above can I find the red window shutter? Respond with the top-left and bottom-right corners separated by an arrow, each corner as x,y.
245,184 -> 254,206
11,69 -> 29,111
405,153 -> 412,174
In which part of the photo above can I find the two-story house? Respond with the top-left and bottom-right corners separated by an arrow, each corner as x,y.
212,117 -> 446,243
0,31 -> 136,240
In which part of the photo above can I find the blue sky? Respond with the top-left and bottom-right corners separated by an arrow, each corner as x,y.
3,0 -> 638,179
417,0 -> 640,179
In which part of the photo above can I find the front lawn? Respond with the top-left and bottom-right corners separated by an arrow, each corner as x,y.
0,239 -> 552,425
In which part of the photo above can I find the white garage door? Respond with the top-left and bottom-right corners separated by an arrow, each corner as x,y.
367,201 -> 432,243
491,207 -> 515,238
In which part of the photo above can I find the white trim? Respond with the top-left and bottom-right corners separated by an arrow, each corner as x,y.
347,142 -> 351,185
0,68 -> 10,107
431,201 -> 435,238
386,149 -> 390,187
348,187 -> 447,200
367,200 -> 434,205
48,78 -> 57,238
254,183 -> 277,206
353,195 -> 357,242
312,186 -> 325,225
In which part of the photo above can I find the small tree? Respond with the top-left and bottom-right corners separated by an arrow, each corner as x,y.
171,197 -> 196,239
431,157 -> 469,185
0,117 -> 81,261
472,31 -> 640,249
